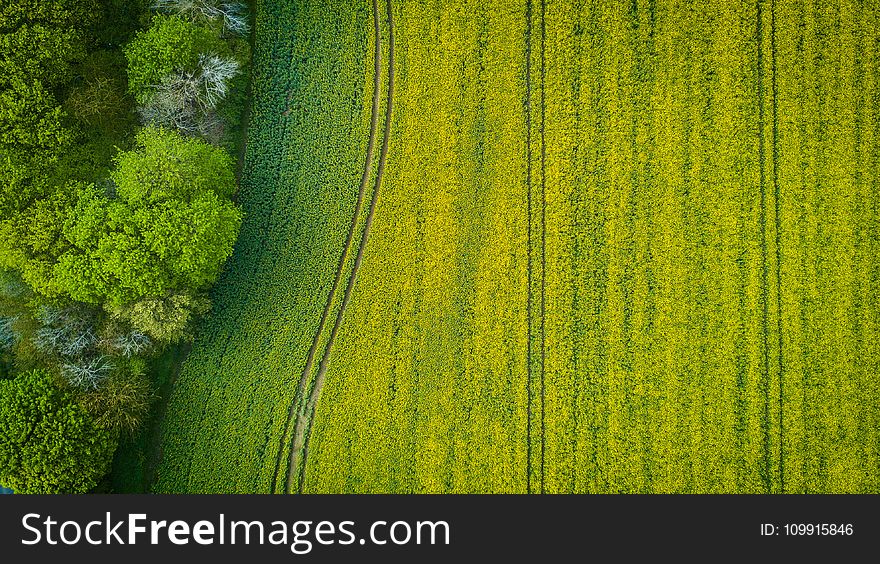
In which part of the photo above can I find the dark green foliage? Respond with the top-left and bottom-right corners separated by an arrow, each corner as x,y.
65,60 -> 133,135
0,79 -> 71,155
110,342 -> 188,492
216,68 -> 250,155
56,50 -> 138,186
0,369 -> 117,493
94,0 -> 147,47
0,24 -> 86,86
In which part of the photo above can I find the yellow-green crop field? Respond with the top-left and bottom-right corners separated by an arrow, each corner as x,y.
156,0 -> 880,493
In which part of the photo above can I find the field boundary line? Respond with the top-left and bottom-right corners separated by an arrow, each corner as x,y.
770,0 -> 784,494
145,343 -> 192,492
286,0 -> 396,494
270,0 -> 384,494
525,0 -> 534,496
756,0 -> 775,494
539,0 -> 547,495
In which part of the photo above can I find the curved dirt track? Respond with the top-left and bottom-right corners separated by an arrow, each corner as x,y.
274,0 -> 396,494
269,0 -> 383,494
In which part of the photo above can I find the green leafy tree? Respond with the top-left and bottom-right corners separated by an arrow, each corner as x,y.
111,291 -> 211,344
0,78 -> 73,216
0,1 -> 97,217
0,79 -> 71,158
0,369 -> 117,493
0,24 -> 86,86
124,14 -> 228,104
0,0 -> 96,32
0,186 -> 75,297
111,126 -> 236,203
54,189 -> 241,307
2,128 -> 241,309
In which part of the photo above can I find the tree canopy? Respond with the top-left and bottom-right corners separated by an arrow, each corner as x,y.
0,369 -> 116,493
112,125 -> 236,203
0,1 -> 99,217
0,129 -> 241,308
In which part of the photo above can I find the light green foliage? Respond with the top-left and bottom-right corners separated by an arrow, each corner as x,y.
0,187 -> 76,298
111,292 -> 211,344
124,14 -> 229,104
0,80 -> 72,216
0,1 -> 97,217
1,129 -> 241,308
0,25 -> 86,86
112,126 -> 236,203
0,369 -> 117,493
54,181 -> 241,307
0,0 -> 96,31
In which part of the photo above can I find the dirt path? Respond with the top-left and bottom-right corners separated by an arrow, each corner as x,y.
286,0 -> 396,495
272,0 -> 395,494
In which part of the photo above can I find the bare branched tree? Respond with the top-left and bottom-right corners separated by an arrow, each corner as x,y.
218,2 -> 249,35
139,54 -> 239,135
198,54 -> 240,109
195,110 -> 225,144
139,73 -> 200,134
65,76 -> 128,130
0,316 -> 19,349
33,307 -> 99,358
106,330 -> 153,358
62,356 -> 114,390
152,0 -> 250,35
